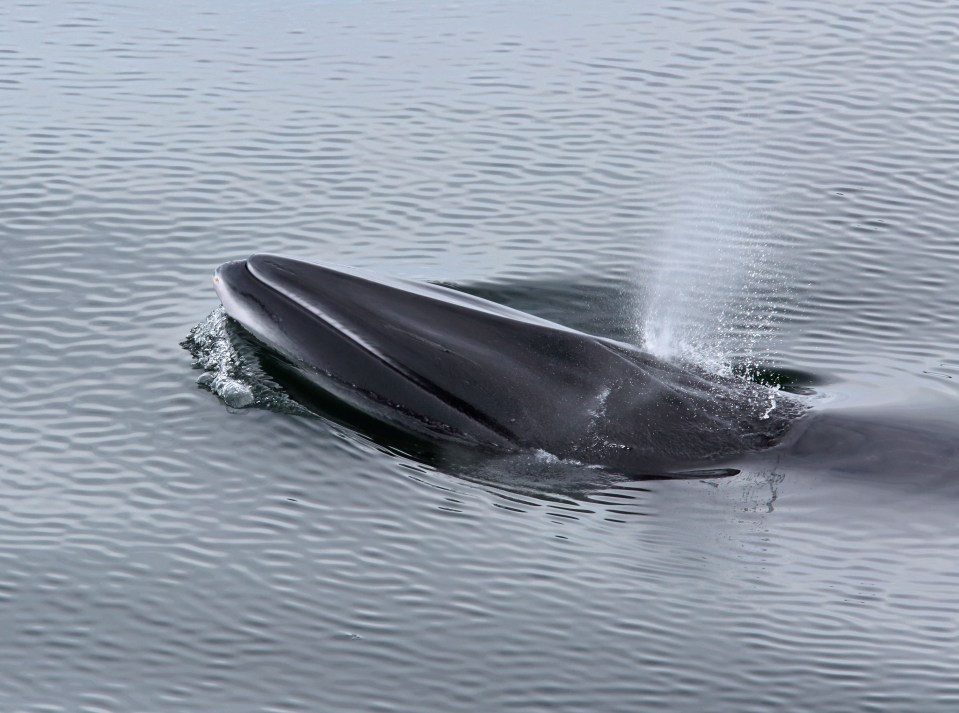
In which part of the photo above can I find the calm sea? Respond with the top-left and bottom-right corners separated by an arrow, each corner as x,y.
2,1 -> 958,711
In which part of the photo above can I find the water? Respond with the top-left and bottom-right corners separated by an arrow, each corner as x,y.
2,1 -> 959,711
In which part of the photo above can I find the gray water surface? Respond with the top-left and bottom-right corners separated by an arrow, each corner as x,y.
2,1 -> 959,711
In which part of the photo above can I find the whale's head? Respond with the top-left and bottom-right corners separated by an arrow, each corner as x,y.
211,254 -> 531,448
212,254 -> 330,364
213,253 -> 555,371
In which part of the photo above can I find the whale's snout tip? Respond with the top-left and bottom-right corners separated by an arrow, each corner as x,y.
213,259 -> 247,285
212,259 -> 246,303
212,264 -> 226,293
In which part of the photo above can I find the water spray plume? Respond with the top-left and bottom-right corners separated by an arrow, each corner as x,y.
639,174 -> 788,378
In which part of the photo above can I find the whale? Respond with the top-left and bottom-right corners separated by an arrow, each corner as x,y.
211,254 -> 804,476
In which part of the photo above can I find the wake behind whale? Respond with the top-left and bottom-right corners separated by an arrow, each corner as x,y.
187,254 -> 805,478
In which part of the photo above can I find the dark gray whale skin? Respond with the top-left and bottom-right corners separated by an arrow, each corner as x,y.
213,254 -> 801,475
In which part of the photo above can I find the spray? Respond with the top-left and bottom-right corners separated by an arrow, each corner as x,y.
639,171 -> 788,377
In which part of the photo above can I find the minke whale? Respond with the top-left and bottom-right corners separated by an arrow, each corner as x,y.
212,254 -> 804,476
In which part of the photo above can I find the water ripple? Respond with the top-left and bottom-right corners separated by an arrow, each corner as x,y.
2,0 -> 959,710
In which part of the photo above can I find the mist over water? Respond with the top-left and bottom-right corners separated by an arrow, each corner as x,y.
639,172 -> 790,376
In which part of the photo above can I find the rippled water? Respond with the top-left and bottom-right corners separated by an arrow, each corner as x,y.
2,1 -> 959,711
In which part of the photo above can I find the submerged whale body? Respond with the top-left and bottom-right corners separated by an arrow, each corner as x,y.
212,254 -> 802,475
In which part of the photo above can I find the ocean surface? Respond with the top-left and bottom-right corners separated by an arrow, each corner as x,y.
2,1 -> 958,711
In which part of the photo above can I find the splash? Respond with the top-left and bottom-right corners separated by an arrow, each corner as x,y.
183,309 -> 254,407
182,308 -> 309,414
